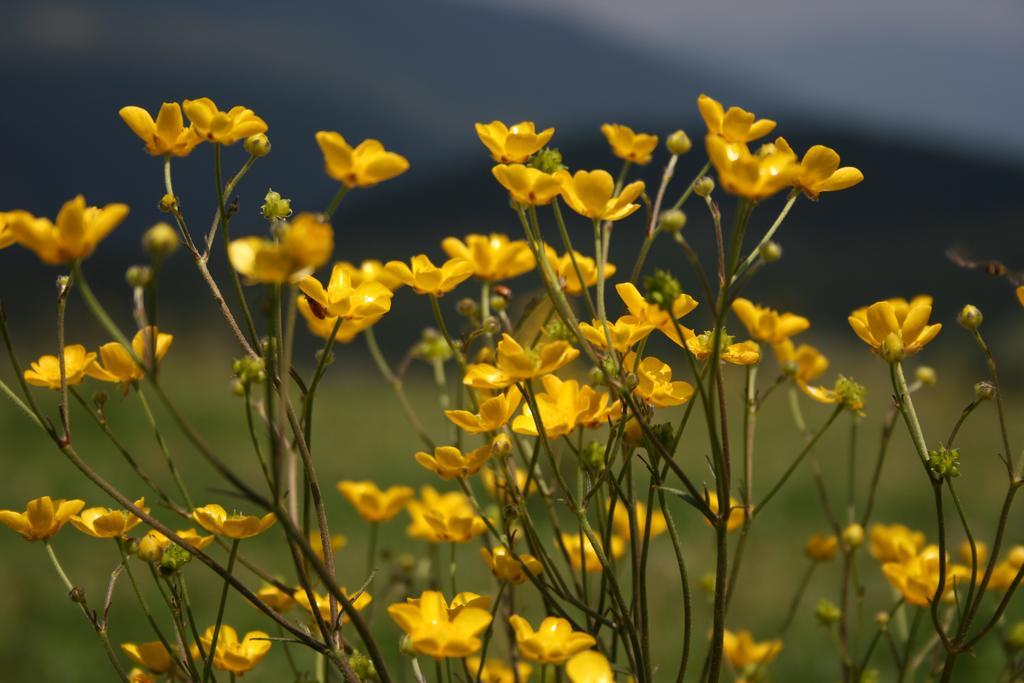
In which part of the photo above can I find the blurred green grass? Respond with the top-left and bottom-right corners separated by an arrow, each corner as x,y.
0,327 -> 1022,681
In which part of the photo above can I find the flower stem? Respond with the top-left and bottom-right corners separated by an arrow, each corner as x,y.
203,538 -> 240,683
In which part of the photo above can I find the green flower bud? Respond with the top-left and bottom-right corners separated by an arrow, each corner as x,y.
588,365 -> 607,386
582,441 -> 606,472
414,328 -> 452,362
349,650 -> 378,682
666,130 -> 692,155
658,209 -> 687,233
527,147 -> 565,174
244,133 -> 271,158
927,446 -> 961,479
816,598 -> 841,626
1006,621 -> 1024,650
230,379 -> 245,397
482,316 -> 501,335
125,265 -> 153,289
261,189 -> 293,222
693,176 -> 715,198
233,356 -> 267,386
456,298 -> 478,317
489,295 -> 508,313
834,375 -> 866,411
142,222 -> 180,259
957,304 -> 983,331
159,544 -> 192,575
399,634 -> 417,657
760,240 -> 783,263
158,193 -> 178,213
975,381 -> 995,400
544,319 -> 576,343
874,612 -> 890,630
915,366 -> 937,386
643,269 -> 683,311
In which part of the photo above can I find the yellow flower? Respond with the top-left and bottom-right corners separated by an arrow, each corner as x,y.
182,98 -> 267,145
298,263 -> 394,320
465,657 -> 533,683
492,164 -> 563,205
509,614 -> 597,664
1017,285 -> 1024,307
0,496 -> 85,541
298,297 -> 380,344
257,584 -> 297,612
705,136 -> 799,201
445,386 -> 523,433
315,131 -> 409,188
706,493 -> 747,532
128,668 -> 156,683
119,103 -> 200,157
87,327 -> 173,386
869,523 -> 926,563
555,169 -> 645,222
615,282 -> 698,346
309,532 -> 347,562
848,296 -> 941,358
293,587 -> 372,624
228,213 -> 334,284
987,546 -> 1024,591
0,211 -> 19,249
23,345 -> 97,390
71,498 -> 148,538
546,247 -> 617,296
191,504 -> 276,539
566,650 -> 614,683
120,642 -> 173,674
415,445 -> 492,479
958,540 -> 988,566
385,254 -> 474,296
722,629 -> 783,669
686,332 -> 761,365
611,501 -> 667,540
561,532 -> 626,573
732,298 -> 809,345
406,591 -> 492,617
773,339 -> 827,382
697,94 -> 776,143
7,195 -> 128,264
882,545 -> 971,606
334,259 -> 405,290
601,123 -> 659,165
406,486 -> 487,543
476,121 -> 555,163
512,375 -> 620,438
775,138 -> 863,199
336,481 -> 414,523
388,590 -> 493,659
464,333 -> 579,389
579,316 -> 654,353
628,354 -> 694,408
805,534 -> 839,562
197,625 -> 271,675
441,233 -> 536,281
136,528 -> 214,561
480,546 -> 543,584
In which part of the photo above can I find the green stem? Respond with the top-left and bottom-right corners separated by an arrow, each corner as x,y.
203,539 -> 240,683
135,387 -> 194,509
324,185 -> 350,218
213,143 -> 260,347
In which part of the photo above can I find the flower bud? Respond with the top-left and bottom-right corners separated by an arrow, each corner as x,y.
261,189 -> 292,222
915,366 -> 937,386
489,295 -> 508,313
927,446 -> 961,479
804,534 -> 839,562
125,265 -> 153,289
842,523 -> 864,549
482,317 -> 501,335
693,176 -> 715,198
527,147 -> 564,174
544,320 -> 575,343
142,222 -> 180,259
399,634 -> 417,657
760,240 -> 783,263
350,650 -> 378,682
491,433 -> 512,457
974,381 -> 995,400
456,298 -> 478,318
230,379 -> 246,397
666,129 -> 692,155
1007,621 -> 1024,650
159,544 -> 192,575
137,533 -> 164,563
880,333 -> 904,363
244,133 -> 271,158
624,372 -> 639,391
874,612 -> 890,630
816,598 -> 841,626
643,269 -> 683,311
623,418 -> 644,447
588,365 -> 607,387
158,193 -> 178,212
957,304 -> 983,331
315,348 -> 335,367
582,441 -> 606,472
860,669 -> 880,683
233,356 -> 267,385
658,209 -> 687,233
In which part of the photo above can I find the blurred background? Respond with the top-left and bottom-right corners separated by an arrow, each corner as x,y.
1,0 -> 1023,680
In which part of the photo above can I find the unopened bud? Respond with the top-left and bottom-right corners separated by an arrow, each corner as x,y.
142,222 -> 180,259
244,133 -> 271,158
760,240 -> 783,263
489,295 -> 507,312
581,441 -> 605,471
693,176 -> 715,198
399,634 -> 418,657
880,333 -> 905,363
456,298 -> 478,317
874,612 -> 890,630
1007,622 -> 1024,650
137,532 -> 164,563
261,189 -> 292,222
658,209 -> 686,233
842,523 -> 864,549
158,193 -> 178,212
349,650 -> 378,682
482,316 -> 501,335
666,129 -> 692,155
816,598 -> 841,626
957,304 -> 983,331
915,366 -> 937,386
125,265 -> 153,288
491,433 -> 512,457
974,381 -> 995,401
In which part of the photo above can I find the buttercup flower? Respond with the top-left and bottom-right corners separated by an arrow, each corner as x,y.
24,345 -> 98,390
601,123 -> 659,165
298,297 -> 380,344
775,138 -> 863,199
406,486 -> 487,543
315,131 -> 409,188
0,496 -> 85,541
334,259 -> 405,290
509,614 -> 597,664
611,501 -> 667,540
445,386 -> 523,433
299,262 -> 394,321
628,354 -> 694,408
882,545 -> 971,606
405,591 -> 492,618
465,657 -> 533,683
7,195 -> 128,264
512,375 -> 620,438
385,255 -> 474,296
71,498 -> 148,538
87,327 -> 173,386
388,590 -> 493,659
732,298 -> 810,345
848,296 -> 942,359
441,233 -> 535,281
987,546 -> 1024,591
566,650 -> 615,683
415,445 -> 492,479
476,121 -> 555,163
197,625 -> 271,675
128,669 -> 155,683
805,534 -> 839,562
257,584 -> 296,612
480,546 -> 543,584
555,169 -> 645,222
336,481 -> 414,522
686,331 -> 761,365
293,587 -> 372,624
0,212 -> 18,249
308,532 -> 347,562
869,523 -> 926,563
492,164 -> 563,205
182,98 -> 267,145
616,282 -> 698,346
463,333 -> 579,389
546,247 -> 617,295
705,136 -> 799,200
722,629 -> 783,669
228,212 -> 334,284
579,316 -> 654,353
698,94 -> 776,143
119,103 -> 201,157
120,642 -> 173,674
137,528 -> 214,561
561,532 -> 626,573
706,493 -> 747,532
191,504 -> 276,539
